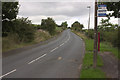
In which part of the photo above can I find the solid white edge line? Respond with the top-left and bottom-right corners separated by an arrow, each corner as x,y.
28,54 -> 46,64
0,69 -> 16,79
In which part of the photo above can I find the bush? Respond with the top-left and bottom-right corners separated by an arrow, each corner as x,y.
85,29 -> 94,39
84,26 -> 119,47
12,17 -> 35,42
103,30 -> 118,47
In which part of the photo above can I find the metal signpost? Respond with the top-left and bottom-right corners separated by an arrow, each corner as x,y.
98,4 -> 107,52
93,3 -> 107,68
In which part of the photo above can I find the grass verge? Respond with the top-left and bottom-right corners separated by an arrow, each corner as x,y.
100,42 -> 118,59
72,30 -> 118,59
80,52 -> 105,78
72,30 -> 106,78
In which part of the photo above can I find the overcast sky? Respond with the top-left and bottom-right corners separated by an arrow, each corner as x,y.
18,2 -> 119,29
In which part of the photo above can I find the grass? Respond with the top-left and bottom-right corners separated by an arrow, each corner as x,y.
85,39 -> 118,59
80,68 -> 106,78
82,52 -> 103,68
72,30 -> 118,59
100,42 -> 118,59
85,39 -> 94,51
73,30 -> 119,78
80,47 -> 105,78
72,30 -> 106,78
80,39 -> 105,78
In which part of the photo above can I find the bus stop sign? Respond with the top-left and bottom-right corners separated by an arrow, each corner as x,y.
98,5 -> 107,17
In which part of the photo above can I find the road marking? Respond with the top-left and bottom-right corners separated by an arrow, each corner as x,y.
0,31 -> 71,78
28,54 -> 46,64
35,54 -> 46,60
0,69 -> 16,78
59,43 -> 65,47
65,37 -> 70,43
49,31 -> 71,53
59,32 -> 70,47
65,40 -> 68,43
50,47 -> 58,52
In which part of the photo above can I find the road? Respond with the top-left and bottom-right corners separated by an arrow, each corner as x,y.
2,29 -> 85,78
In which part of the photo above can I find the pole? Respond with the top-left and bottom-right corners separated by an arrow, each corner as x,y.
88,7 -> 90,30
98,32 -> 100,51
93,0 -> 98,68
87,6 -> 90,30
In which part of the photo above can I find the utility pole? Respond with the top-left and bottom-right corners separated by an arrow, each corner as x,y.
93,0 -> 98,68
87,6 -> 91,30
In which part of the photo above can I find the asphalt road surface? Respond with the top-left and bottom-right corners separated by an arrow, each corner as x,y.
2,29 -> 85,78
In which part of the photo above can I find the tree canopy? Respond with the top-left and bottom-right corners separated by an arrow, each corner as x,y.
100,2 -> 120,18
71,21 -> 84,31
61,21 -> 68,28
2,2 -> 19,21
41,17 -> 56,35
2,2 -> 19,36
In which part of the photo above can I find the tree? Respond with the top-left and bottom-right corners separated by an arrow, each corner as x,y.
101,1 -> 120,18
61,21 -> 68,29
2,2 -> 19,36
2,2 -> 19,21
71,21 -> 84,31
41,17 -> 56,35
13,17 -> 35,42
98,18 -> 119,47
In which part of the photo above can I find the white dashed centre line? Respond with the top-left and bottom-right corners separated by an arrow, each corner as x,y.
0,69 -> 16,79
1,31 -> 71,78
59,43 -> 65,47
50,47 -> 59,52
28,54 -> 47,64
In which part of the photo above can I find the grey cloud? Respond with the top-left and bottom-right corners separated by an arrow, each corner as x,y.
18,2 -> 95,29
18,2 -> 94,17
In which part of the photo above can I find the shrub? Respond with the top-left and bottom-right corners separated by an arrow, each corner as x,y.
85,27 -> 119,47
12,17 -> 35,42
85,29 -> 94,39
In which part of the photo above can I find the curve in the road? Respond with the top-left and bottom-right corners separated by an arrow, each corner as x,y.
2,29 -> 85,78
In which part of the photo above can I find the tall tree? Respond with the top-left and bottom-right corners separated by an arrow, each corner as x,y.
71,21 -> 84,31
41,17 -> 56,35
2,2 -> 19,36
100,1 -> 120,18
61,21 -> 68,28
2,2 -> 19,21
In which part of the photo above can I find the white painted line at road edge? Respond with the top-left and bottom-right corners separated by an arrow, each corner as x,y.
28,54 -> 47,64
0,69 -> 16,79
